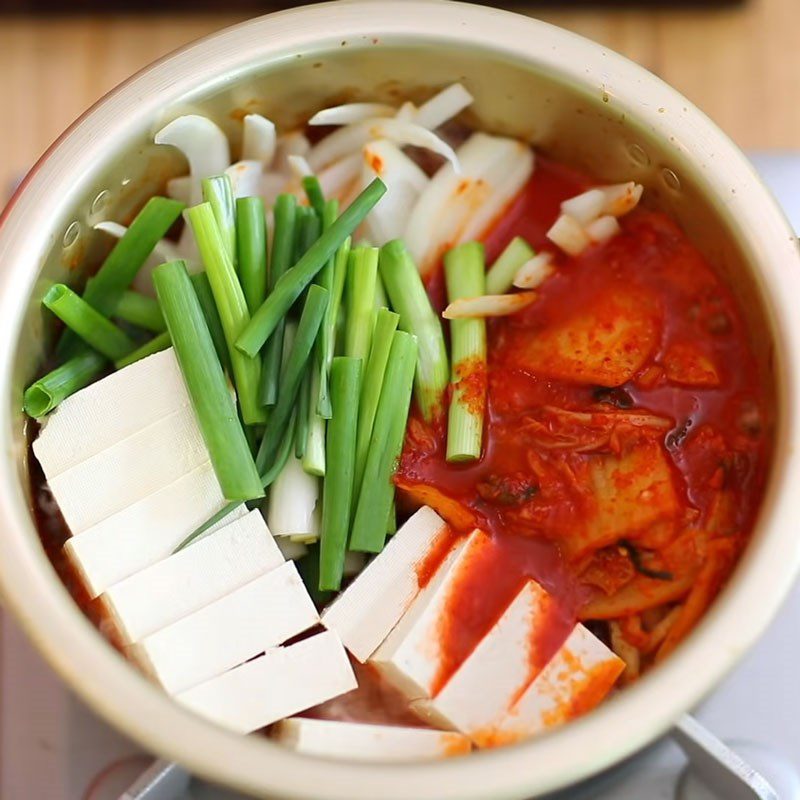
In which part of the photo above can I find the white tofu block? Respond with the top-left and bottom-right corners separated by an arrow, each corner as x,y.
493,624 -> 624,744
176,631 -> 357,734
371,529 -> 490,701
48,406 -> 209,533
272,718 -> 471,761
131,561 -> 319,694
32,348 -> 190,477
65,463 -> 242,597
103,510 -> 284,643
409,580 -> 557,744
321,506 -> 452,662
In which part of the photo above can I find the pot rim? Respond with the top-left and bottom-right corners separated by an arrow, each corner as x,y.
1,3 -> 799,798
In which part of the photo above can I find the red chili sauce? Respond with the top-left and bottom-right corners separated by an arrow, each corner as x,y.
397,156 -> 771,679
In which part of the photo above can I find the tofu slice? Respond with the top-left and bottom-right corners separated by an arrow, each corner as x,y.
492,624 -> 624,745
321,506 -> 454,662
47,406 -> 209,533
409,580 -> 558,745
103,510 -> 283,643
130,561 -> 319,694
176,631 -> 357,734
32,348 -> 190,477
370,529 -> 490,701
65,463 -> 243,597
272,718 -> 471,761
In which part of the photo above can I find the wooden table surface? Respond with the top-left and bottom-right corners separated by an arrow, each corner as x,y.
2,1 -> 798,194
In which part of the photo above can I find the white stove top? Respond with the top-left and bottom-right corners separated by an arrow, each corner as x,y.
2,153 -> 799,800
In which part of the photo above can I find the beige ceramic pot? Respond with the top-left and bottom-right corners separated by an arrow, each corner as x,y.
1,2 -> 799,798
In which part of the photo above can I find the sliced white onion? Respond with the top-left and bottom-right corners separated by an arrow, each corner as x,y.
404,132 -> 534,277
94,221 -> 182,297
585,214 -> 621,244
317,153 -> 362,202
546,213 -> 591,257
287,154 -> 314,179
308,118 -> 459,173
267,454 -> 320,539
309,102 -> 396,127
560,188 -> 607,225
242,114 -> 277,166
225,160 -> 264,199
443,292 -> 538,319
601,182 -> 643,217
261,172 -> 291,209
513,252 -> 555,289
394,101 -> 417,122
273,131 -> 312,174
413,83 -> 474,130
358,140 -> 429,244
166,175 -> 192,204
154,115 -> 231,205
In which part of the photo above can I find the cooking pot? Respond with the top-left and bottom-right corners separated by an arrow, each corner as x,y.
1,3 -> 799,798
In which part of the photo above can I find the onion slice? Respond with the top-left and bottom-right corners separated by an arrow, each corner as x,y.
443,292 -> 538,319
308,118 -> 459,173
242,114 -> 277,165
513,252 -> 555,289
287,154 -> 314,179
225,160 -> 264,199
413,83 -> 474,130
602,182 -> 644,216
560,188 -> 607,225
358,140 -> 429,243
166,175 -> 191,205
404,132 -> 534,277
546,214 -> 591,256
585,214 -> 621,244
308,102 -> 396,126
154,115 -> 231,205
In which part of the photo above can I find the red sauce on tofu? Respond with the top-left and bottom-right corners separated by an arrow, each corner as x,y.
397,156 -> 771,675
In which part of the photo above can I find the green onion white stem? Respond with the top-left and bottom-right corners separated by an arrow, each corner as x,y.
443,242 -> 487,462
378,239 -> 448,421
267,452 -> 321,539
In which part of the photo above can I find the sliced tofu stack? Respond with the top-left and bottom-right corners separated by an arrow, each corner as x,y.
130,560 -> 319,694
176,631 -> 357,734
321,506 -> 456,662
273,718 -> 471,761
66,466 -> 245,597
366,528 -> 623,746
369,531 -> 489,700
102,510 -> 284,644
491,624 -> 625,745
409,580 -> 556,745
33,349 -> 237,595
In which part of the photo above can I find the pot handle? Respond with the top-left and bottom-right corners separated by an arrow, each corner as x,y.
671,714 -> 778,800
